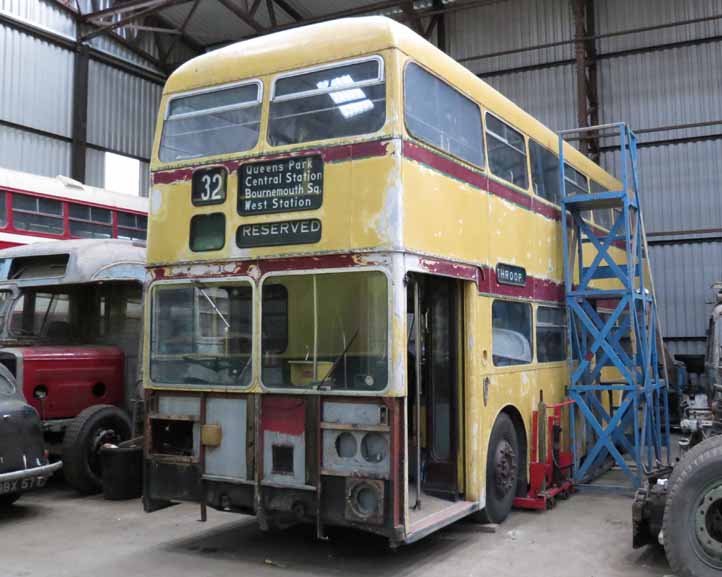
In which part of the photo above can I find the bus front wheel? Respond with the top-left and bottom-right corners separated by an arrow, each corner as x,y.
476,413 -> 520,524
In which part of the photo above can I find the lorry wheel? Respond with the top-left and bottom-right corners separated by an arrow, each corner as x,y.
474,413 -> 520,524
663,436 -> 722,577
62,405 -> 131,494
0,493 -> 21,508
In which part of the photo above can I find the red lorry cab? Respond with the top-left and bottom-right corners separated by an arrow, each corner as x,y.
4,346 -> 125,420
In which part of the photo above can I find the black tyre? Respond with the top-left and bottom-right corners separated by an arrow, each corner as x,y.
663,436 -> 722,577
668,436 -> 722,496
476,413 -> 520,524
0,493 -> 21,508
62,405 -> 131,494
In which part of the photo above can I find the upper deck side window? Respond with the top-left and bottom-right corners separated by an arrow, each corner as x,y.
529,140 -> 561,205
590,180 -> 613,229
268,56 -> 386,146
486,114 -> 528,190
404,62 -> 484,167
564,163 -> 589,196
159,81 -> 262,162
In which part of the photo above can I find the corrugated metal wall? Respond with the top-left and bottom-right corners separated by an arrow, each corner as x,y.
1,0 -> 720,357
0,0 -> 160,194
447,0 -> 722,359
650,241 -> 722,357
87,61 -> 162,161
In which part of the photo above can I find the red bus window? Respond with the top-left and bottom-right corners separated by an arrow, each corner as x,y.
0,191 -> 6,227
69,204 -> 112,239
117,212 -> 147,240
13,194 -> 63,235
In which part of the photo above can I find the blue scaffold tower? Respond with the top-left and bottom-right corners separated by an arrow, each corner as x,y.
559,123 -> 670,489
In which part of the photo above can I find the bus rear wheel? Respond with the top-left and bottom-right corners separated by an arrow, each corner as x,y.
476,413 -> 520,524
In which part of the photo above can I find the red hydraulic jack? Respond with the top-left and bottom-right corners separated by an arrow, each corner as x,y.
513,397 -> 575,511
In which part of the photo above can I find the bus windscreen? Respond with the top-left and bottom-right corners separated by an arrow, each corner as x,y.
261,271 -> 388,391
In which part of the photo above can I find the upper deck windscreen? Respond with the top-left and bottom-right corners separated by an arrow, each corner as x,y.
160,81 -> 262,162
268,57 -> 386,146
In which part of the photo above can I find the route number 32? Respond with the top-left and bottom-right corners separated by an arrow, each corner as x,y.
192,167 -> 226,205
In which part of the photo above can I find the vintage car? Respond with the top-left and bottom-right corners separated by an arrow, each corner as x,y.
0,364 -> 61,506
0,239 -> 146,494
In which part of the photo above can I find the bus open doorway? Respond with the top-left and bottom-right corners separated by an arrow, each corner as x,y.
407,274 -> 474,539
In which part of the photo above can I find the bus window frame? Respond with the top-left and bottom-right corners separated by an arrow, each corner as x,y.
117,210 -> 148,240
270,55 -> 385,103
68,203 -> 113,239
11,192 -> 65,237
146,276 -> 257,391
529,139 -> 561,207
258,266 -> 393,396
267,54 -> 387,147
535,304 -> 567,364
164,78 -> 264,121
160,79 -> 264,163
491,297 -> 534,369
0,191 -> 7,228
402,59 -> 485,170
484,111 -> 530,194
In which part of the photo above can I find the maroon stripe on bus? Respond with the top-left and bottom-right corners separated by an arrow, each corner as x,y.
401,141 -> 486,189
152,138 -> 565,224
152,140 -> 391,185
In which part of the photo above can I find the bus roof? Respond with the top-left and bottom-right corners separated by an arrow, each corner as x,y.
0,239 -> 146,287
164,16 -> 618,187
0,167 -> 148,214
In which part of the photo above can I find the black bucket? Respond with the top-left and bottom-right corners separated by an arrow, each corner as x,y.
100,437 -> 143,500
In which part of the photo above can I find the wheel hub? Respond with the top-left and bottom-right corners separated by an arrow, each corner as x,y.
493,440 -> 517,497
695,483 -> 722,564
88,427 -> 122,476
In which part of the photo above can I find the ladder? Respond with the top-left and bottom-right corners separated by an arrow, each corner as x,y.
559,123 -> 670,489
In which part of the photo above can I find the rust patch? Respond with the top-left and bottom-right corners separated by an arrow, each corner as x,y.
419,257 -> 481,283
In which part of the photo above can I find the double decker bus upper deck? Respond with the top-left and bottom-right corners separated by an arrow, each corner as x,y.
144,16 -> 626,544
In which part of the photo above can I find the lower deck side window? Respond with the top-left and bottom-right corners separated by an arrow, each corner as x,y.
536,306 -> 566,362
492,300 -> 532,366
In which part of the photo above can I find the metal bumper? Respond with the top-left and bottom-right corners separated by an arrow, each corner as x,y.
0,460 -> 62,483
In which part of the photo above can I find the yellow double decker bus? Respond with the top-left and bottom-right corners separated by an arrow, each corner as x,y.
143,16 -> 623,545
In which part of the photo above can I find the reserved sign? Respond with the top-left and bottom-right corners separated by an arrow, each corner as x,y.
239,155 -> 323,215
237,218 -> 322,248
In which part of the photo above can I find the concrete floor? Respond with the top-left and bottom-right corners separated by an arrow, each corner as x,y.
2,482 -> 671,577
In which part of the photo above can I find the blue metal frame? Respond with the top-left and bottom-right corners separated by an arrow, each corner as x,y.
559,123 -> 670,488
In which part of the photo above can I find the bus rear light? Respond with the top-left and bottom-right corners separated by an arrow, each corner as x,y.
345,478 -> 384,525
361,432 -> 387,463
335,432 -> 357,458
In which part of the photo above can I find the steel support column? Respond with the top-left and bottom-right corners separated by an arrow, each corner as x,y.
573,0 -> 599,162
71,43 -> 89,182
434,0 -> 447,53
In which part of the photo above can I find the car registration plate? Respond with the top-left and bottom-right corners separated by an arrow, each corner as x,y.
0,475 -> 46,495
